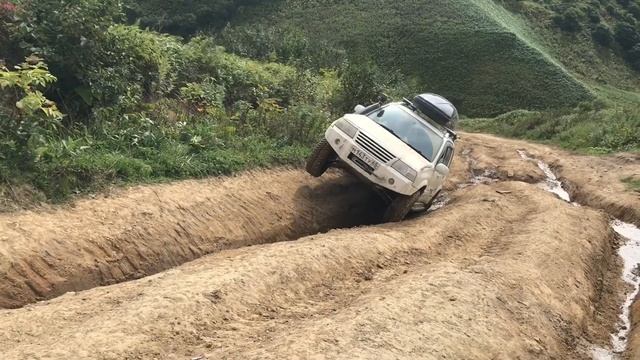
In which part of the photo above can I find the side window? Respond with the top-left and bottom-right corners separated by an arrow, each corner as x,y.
438,146 -> 454,167
446,147 -> 455,167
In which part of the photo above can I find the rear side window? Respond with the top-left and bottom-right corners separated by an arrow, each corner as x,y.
438,146 -> 454,167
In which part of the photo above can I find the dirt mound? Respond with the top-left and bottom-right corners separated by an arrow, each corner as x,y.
0,169 -> 384,309
0,182 -> 620,359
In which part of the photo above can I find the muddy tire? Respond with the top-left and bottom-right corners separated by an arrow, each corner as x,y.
306,139 -> 336,177
383,190 -> 424,223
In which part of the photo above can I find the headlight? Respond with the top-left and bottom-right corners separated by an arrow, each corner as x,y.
392,160 -> 417,182
335,118 -> 358,138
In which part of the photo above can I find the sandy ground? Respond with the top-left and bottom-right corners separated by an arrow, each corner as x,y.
0,132 -> 638,359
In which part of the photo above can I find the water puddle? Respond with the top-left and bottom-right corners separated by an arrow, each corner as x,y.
517,150 -> 640,359
411,193 -> 450,214
599,221 -> 640,358
517,150 -> 571,202
428,194 -> 450,213
458,169 -> 499,189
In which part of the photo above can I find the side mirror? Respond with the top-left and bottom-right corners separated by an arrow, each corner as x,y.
354,105 -> 366,114
435,163 -> 450,176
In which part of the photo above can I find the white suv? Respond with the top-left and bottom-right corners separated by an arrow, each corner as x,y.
306,94 -> 458,222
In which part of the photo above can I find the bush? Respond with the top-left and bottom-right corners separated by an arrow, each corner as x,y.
217,24 -> 347,69
586,6 -> 601,23
84,25 -> 182,110
627,43 -> 640,70
614,22 -> 640,49
15,0 -> 122,96
630,3 -> 640,20
553,8 -> 583,32
0,57 -> 63,150
593,24 -> 614,46
123,0 -> 266,36
332,60 -> 387,113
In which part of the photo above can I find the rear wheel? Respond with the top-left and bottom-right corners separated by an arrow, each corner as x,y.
382,189 -> 424,223
305,139 -> 336,177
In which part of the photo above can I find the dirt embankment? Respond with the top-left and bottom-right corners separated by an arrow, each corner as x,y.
0,169 -> 384,309
0,182 -> 620,359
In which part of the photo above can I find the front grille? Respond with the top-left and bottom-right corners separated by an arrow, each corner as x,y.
355,132 -> 395,163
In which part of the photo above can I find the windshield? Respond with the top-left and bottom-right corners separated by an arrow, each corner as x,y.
367,104 -> 444,161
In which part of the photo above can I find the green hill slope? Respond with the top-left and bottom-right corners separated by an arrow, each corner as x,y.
222,0 -> 595,116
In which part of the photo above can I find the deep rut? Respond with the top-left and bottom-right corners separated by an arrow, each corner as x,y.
0,169 -> 384,309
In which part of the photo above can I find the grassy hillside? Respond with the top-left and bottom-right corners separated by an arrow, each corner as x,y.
499,0 -> 640,91
220,0 -> 596,117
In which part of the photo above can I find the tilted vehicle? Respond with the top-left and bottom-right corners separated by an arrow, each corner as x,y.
306,93 -> 458,222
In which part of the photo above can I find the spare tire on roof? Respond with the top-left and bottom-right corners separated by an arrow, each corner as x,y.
413,93 -> 459,129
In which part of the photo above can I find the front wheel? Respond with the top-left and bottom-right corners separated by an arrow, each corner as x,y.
305,139 -> 336,177
382,189 -> 424,223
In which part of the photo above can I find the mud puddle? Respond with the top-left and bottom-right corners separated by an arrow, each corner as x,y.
518,150 -> 640,359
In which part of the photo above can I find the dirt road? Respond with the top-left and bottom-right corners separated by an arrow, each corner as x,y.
0,132 -> 638,359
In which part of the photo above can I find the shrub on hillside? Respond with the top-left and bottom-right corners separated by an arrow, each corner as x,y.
15,0 -> 124,114
332,60 -> 387,114
586,6 -> 601,23
593,24 -> 615,46
123,0 -> 267,36
87,25 -> 182,112
630,3 -> 640,20
217,24 -> 347,69
614,22 -> 640,49
627,43 -> 640,70
179,37 -> 312,107
0,57 -> 63,168
553,8 -> 583,32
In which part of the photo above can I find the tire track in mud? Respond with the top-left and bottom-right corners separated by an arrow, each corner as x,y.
0,182 -> 619,359
0,169 -> 385,309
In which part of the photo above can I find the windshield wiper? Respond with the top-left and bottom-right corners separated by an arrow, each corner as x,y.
375,122 -> 430,161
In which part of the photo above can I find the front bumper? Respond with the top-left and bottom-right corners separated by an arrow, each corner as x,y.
325,126 -> 419,196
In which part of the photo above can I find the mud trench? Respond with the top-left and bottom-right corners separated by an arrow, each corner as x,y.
0,169 -> 392,309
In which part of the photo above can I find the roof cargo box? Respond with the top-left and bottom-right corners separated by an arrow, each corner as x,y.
413,93 -> 458,129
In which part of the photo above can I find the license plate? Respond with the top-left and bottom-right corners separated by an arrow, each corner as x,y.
350,148 -> 380,173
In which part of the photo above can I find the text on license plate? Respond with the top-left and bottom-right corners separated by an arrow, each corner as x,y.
350,148 -> 380,171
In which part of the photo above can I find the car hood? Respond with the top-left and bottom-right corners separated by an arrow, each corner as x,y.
344,114 -> 433,171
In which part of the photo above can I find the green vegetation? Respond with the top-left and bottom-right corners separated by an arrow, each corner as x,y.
213,0 -> 595,117
0,0 -> 638,206
460,102 -> 639,153
0,0 -> 348,202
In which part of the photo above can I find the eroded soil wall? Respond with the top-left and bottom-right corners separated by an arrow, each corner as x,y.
0,169 -> 383,309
